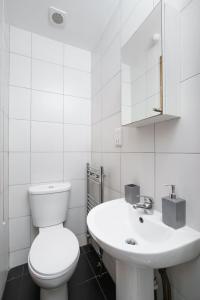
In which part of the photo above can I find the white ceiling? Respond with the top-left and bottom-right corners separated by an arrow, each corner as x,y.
6,0 -> 118,50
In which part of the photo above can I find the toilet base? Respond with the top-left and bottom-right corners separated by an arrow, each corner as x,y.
41,284 -> 68,300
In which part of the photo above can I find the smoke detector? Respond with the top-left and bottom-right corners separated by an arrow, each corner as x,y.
49,7 -> 67,27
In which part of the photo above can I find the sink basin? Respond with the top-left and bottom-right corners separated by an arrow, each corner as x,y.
87,199 -> 200,300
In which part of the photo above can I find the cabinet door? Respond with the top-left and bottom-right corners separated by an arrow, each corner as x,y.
121,2 -> 162,125
121,1 -> 180,127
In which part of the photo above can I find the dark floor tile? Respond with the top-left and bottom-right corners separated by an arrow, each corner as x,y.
19,274 -> 40,300
69,254 -> 95,287
97,273 -> 116,300
80,246 -> 84,254
7,265 -> 24,281
81,244 -> 95,254
2,278 -> 21,300
86,250 -> 107,276
69,278 -> 105,300
22,263 -> 29,276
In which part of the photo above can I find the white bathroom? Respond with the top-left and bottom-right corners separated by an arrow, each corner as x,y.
0,0 -> 200,299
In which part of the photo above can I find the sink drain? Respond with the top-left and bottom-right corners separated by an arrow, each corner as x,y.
125,238 -> 137,246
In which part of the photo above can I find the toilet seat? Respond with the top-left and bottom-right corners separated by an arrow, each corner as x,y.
29,226 -> 79,279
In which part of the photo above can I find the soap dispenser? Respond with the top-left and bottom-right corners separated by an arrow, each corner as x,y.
162,184 -> 186,229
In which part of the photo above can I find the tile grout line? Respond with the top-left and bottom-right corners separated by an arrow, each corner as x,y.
29,31 -> 33,248
10,50 -> 91,74
153,123 -> 156,204
95,277 -> 108,300
83,250 -> 108,300
62,43 -> 65,182
9,83 -> 91,101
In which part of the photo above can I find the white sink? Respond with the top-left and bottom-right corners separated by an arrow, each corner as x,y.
87,199 -> 200,300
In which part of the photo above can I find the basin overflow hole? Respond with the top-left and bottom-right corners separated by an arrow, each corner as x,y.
125,238 -> 137,246
139,217 -> 144,223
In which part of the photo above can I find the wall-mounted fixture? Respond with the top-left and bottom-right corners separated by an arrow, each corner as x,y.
49,7 -> 67,27
121,1 -> 180,127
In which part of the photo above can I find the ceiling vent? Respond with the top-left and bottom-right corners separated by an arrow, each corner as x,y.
49,7 -> 67,27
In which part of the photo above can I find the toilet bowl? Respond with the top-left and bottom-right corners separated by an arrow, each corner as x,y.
28,182 -> 80,300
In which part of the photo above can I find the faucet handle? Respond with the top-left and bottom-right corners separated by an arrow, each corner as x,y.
137,195 -> 153,203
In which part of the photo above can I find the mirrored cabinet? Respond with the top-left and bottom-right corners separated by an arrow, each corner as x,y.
121,1 -> 180,127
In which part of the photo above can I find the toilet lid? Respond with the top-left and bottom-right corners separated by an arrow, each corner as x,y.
29,227 -> 79,276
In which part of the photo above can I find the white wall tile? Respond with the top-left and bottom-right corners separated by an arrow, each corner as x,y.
121,0 -> 140,24
32,34 -> 63,65
91,152 -> 102,169
91,122 -> 102,152
64,96 -> 91,125
0,112 -> 3,152
101,113 -> 121,152
0,153 -> 4,193
4,114 -> 9,152
102,73 -> 121,119
32,59 -> 63,93
146,64 -> 160,98
122,125 -> 154,153
3,153 -> 9,188
121,153 -> 154,197
9,86 -> 31,120
153,0 -> 161,7
101,34 -> 120,87
91,47 -> 101,70
155,75 -> 200,153
9,153 -> 30,185
69,180 -> 87,208
9,119 -> 30,152
181,0 -> 200,80
92,93 -> 102,124
31,122 -> 63,152
102,153 -> 121,191
64,152 -> 90,180
92,61 -> 101,95
64,67 -> 91,98
99,7 -> 121,56
121,0 -> 154,46
9,216 -> 30,252
179,0 -> 193,10
104,186 -> 121,202
168,257 -> 200,300
10,54 -> 31,88
64,44 -> 91,72
132,75 -> 146,104
10,26 -> 31,57
66,207 -> 86,235
64,124 -> 90,151
31,90 -> 63,123
9,248 -> 30,269
9,185 -> 30,218
31,153 -> 63,183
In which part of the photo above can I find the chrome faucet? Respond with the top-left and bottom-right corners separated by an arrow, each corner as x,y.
133,195 -> 153,214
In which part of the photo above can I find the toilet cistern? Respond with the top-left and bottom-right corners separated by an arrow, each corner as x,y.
28,182 -> 80,300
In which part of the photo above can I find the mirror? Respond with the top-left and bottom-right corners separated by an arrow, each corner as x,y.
121,3 -> 162,125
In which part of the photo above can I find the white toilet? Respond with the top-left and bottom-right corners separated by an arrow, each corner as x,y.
28,182 -> 80,300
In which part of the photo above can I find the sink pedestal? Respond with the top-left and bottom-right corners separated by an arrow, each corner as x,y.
116,260 -> 154,300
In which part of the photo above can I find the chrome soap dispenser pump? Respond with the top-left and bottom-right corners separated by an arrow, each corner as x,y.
162,184 -> 186,229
